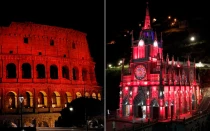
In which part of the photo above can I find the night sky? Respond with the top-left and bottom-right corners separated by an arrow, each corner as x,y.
107,0 -> 209,64
0,1 -> 104,86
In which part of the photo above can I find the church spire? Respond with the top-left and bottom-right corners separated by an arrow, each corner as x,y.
143,2 -> 151,30
154,31 -> 157,40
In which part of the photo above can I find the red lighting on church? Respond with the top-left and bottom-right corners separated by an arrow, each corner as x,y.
118,2 -> 201,120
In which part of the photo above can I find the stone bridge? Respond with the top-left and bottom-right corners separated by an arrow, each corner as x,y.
0,113 -> 60,127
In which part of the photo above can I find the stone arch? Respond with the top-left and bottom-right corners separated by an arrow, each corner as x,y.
65,92 -> 72,105
22,63 -> 31,78
62,65 -> 69,79
38,121 -> 49,127
98,93 -> 101,101
82,68 -> 88,81
24,121 -> 34,127
150,98 -> 159,107
76,92 -> 82,98
24,91 -> 33,108
85,92 -> 90,98
11,122 -> 17,127
92,92 -> 96,99
150,98 -> 159,119
133,92 -> 146,118
36,64 -> 45,78
72,67 -> 79,80
72,42 -> 76,49
52,91 -> 61,107
38,91 -> 47,108
133,92 -> 146,106
6,91 -> 17,109
6,63 -> 16,78
50,64 -> 58,79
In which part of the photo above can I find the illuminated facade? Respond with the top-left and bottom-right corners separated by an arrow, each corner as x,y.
0,22 -> 102,127
119,3 -> 201,120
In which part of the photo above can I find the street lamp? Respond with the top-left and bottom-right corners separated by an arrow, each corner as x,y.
69,107 -> 73,112
190,36 -> 195,41
19,96 -> 24,128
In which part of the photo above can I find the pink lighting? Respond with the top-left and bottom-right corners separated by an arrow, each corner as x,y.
138,39 -> 144,46
153,40 -> 158,47
144,81 -> 148,85
119,2 -> 201,120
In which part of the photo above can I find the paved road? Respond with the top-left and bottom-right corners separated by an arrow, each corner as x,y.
106,112 -> 194,131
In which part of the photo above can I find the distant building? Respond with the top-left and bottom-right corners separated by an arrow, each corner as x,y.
119,3 -> 201,120
0,22 -> 102,127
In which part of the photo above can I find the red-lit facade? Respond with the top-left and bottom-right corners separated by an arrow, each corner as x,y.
0,22 -> 101,127
119,4 -> 201,120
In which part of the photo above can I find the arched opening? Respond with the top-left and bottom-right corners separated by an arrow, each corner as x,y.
133,92 -> 146,118
76,92 -> 82,98
64,92 -> 72,107
24,122 -> 34,127
38,121 -> 49,127
22,63 -> 31,78
98,93 -> 101,101
38,91 -> 47,108
52,91 -> 61,108
62,66 -> 69,79
6,91 -> 17,109
122,95 -> 130,116
11,122 -> 17,127
150,98 -> 159,119
36,64 -> 45,78
89,68 -> 95,81
6,63 -> 16,78
72,67 -> 79,80
24,91 -> 33,108
82,68 -> 88,81
92,93 -> 97,99
85,92 -> 90,98
50,65 -> 58,79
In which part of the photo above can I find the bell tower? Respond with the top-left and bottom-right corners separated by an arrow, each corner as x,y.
132,2 -> 163,62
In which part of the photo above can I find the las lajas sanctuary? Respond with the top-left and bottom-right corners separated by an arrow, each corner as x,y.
0,22 -> 102,127
119,3 -> 201,120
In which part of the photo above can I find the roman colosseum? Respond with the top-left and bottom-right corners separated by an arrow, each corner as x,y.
0,22 -> 102,127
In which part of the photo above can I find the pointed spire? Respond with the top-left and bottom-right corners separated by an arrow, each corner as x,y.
143,2 -> 151,30
154,31 -> 157,40
172,55 -> 174,66
166,53 -> 169,65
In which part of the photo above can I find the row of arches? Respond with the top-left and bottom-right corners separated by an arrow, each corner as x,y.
6,63 -> 89,80
6,91 -> 101,109
122,91 -> 196,119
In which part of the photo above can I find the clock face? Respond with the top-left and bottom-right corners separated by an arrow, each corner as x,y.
134,65 -> 146,80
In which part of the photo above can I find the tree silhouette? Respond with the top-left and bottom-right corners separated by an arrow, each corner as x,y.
57,97 -> 103,127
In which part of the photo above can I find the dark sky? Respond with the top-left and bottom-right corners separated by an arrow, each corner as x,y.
0,1 -> 104,86
107,0 -> 208,40
106,0 -> 208,63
